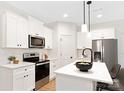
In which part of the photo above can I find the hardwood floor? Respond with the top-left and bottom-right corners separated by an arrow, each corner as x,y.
38,79 -> 56,91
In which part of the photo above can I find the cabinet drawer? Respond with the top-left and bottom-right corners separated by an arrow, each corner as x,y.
13,65 -> 35,75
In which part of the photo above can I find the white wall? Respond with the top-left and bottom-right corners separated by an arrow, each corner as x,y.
47,22 -> 78,68
58,22 -> 77,67
45,22 -> 59,59
91,19 -> 124,67
47,22 -> 78,58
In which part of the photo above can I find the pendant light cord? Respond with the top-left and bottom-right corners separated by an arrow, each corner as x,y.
88,2 -> 90,32
83,1 -> 85,24
87,1 -> 92,32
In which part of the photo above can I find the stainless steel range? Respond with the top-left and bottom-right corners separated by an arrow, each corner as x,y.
23,53 -> 50,90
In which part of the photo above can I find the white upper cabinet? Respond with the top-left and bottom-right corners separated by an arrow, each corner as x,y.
91,28 -> 116,40
0,11 -> 28,48
28,16 -> 53,49
6,11 -> 17,48
43,27 -> 53,49
0,11 -> 52,49
16,15 -> 28,48
77,32 -> 92,49
28,16 -> 44,36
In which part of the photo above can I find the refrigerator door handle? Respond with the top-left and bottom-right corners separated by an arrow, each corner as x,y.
101,40 -> 103,62
102,45 -> 104,61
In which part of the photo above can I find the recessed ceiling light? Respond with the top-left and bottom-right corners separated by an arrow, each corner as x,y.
63,13 -> 68,18
97,14 -> 102,18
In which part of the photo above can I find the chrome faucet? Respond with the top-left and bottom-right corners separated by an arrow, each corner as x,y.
82,48 -> 93,63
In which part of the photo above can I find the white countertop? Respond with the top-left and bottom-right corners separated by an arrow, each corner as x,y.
0,62 -> 35,69
49,58 -> 58,60
55,61 -> 113,84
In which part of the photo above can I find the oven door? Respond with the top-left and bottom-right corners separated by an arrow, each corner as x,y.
29,35 -> 45,48
35,62 -> 49,82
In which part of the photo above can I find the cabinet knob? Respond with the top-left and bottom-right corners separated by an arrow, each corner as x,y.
17,44 -> 19,46
25,69 -> 27,71
20,44 -> 21,46
27,75 -> 28,77
24,76 -> 26,77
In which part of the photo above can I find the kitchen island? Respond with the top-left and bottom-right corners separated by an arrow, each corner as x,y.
55,61 -> 113,91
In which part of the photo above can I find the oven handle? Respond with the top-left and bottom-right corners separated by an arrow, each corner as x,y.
36,62 -> 49,66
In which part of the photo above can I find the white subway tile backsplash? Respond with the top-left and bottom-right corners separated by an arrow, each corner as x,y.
0,48 -> 51,64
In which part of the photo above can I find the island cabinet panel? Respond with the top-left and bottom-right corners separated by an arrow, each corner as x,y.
56,74 -> 95,91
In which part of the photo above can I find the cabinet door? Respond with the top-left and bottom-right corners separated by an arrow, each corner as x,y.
50,60 -> 54,80
5,11 -> 28,48
77,32 -> 92,49
13,73 -> 25,91
16,15 -> 28,48
6,12 -> 17,48
24,70 -> 35,91
43,27 -> 53,49
91,28 -> 115,40
13,66 -> 35,91
28,16 -> 43,36
21,18 -> 28,48
50,60 -> 57,80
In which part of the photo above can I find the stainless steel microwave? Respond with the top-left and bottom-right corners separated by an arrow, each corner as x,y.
28,35 -> 45,48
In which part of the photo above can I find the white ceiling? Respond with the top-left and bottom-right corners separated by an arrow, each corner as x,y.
2,1 -> 124,25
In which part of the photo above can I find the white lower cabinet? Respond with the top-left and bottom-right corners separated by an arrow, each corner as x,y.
13,69 -> 35,91
0,64 -> 35,91
50,59 -> 58,80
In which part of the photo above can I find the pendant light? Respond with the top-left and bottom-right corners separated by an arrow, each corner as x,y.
81,1 -> 88,32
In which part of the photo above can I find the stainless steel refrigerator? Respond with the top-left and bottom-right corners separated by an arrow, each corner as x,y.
92,39 -> 118,71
